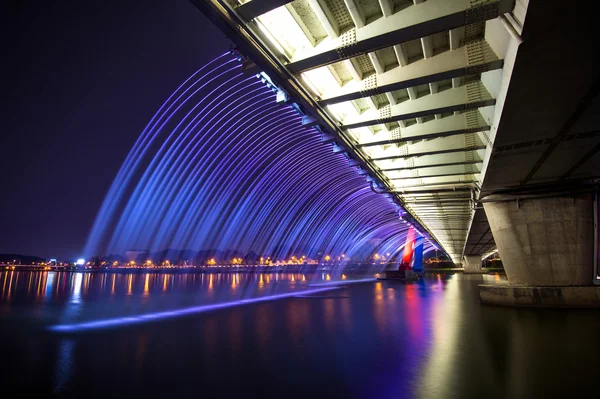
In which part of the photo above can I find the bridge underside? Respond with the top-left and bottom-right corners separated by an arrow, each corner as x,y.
473,0 -> 600,305
190,0 -> 530,263
191,0 -> 600,301
466,0 -> 600,266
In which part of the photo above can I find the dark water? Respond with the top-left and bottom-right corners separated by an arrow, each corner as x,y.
0,271 -> 598,398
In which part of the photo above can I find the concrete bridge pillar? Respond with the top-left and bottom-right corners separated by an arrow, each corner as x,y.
463,255 -> 483,273
479,194 -> 599,307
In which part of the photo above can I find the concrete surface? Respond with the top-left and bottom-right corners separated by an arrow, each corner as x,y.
483,194 -> 594,286
480,284 -> 600,308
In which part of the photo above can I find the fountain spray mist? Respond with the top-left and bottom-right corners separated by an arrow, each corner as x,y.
83,53 -> 429,271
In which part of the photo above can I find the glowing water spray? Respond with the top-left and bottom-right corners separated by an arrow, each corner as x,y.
84,53 -> 432,267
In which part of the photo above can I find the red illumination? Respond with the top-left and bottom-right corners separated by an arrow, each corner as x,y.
400,227 -> 415,271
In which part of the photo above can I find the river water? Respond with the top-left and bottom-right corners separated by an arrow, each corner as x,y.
0,270 -> 598,398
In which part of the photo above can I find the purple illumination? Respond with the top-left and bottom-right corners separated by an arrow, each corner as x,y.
308,277 -> 376,287
83,54 -> 435,266
49,286 -> 340,333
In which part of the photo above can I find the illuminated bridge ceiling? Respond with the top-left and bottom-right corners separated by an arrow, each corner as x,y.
191,0 -> 530,263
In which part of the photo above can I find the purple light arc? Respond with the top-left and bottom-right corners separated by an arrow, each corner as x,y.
83,54 -> 433,266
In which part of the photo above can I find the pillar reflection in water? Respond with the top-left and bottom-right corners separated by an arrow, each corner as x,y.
418,274 -> 503,398
417,274 -> 461,397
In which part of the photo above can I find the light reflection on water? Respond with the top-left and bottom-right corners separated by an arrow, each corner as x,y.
0,270 -> 360,325
0,271 -> 330,299
0,272 -> 599,398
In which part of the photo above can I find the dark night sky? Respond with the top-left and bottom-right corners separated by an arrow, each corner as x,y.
2,0 -> 229,259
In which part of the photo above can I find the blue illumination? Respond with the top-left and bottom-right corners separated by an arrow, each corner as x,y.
83,53 -> 435,267
49,286 -> 340,333
308,277 -> 376,287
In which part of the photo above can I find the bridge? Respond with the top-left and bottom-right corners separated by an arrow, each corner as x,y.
190,0 -> 600,307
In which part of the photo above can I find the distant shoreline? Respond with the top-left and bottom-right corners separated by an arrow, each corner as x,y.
1,264 -> 504,274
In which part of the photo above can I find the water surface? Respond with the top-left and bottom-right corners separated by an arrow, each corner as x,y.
0,271 -> 598,398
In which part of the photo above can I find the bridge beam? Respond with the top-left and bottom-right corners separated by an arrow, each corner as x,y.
287,0 -> 514,73
368,133 -> 486,161
392,179 -> 478,190
378,0 -> 394,18
374,146 -> 486,161
356,112 -> 489,146
382,160 -> 483,171
376,150 -> 483,171
390,170 -> 479,180
319,41 -> 502,105
342,82 -> 494,129
307,0 -> 340,38
236,0 -> 294,21
392,174 -> 479,189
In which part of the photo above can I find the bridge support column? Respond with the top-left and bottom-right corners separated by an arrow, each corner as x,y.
463,255 -> 484,274
479,194 -> 600,307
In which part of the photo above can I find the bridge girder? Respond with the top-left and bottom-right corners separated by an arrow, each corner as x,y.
190,0 -> 525,262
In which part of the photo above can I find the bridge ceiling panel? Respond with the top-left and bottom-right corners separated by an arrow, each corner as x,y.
461,0 -> 599,257
482,0 -> 600,191
202,0 -> 524,262
318,39 -> 501,105
355,112 -> 490,147
567,97 -> 600,135
529,137 -> 600,183
463,208 -> 494,256
484,151 -> 545,187
376,150 -> 484,170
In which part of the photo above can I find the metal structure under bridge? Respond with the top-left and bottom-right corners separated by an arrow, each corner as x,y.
191,0 -> 600,306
